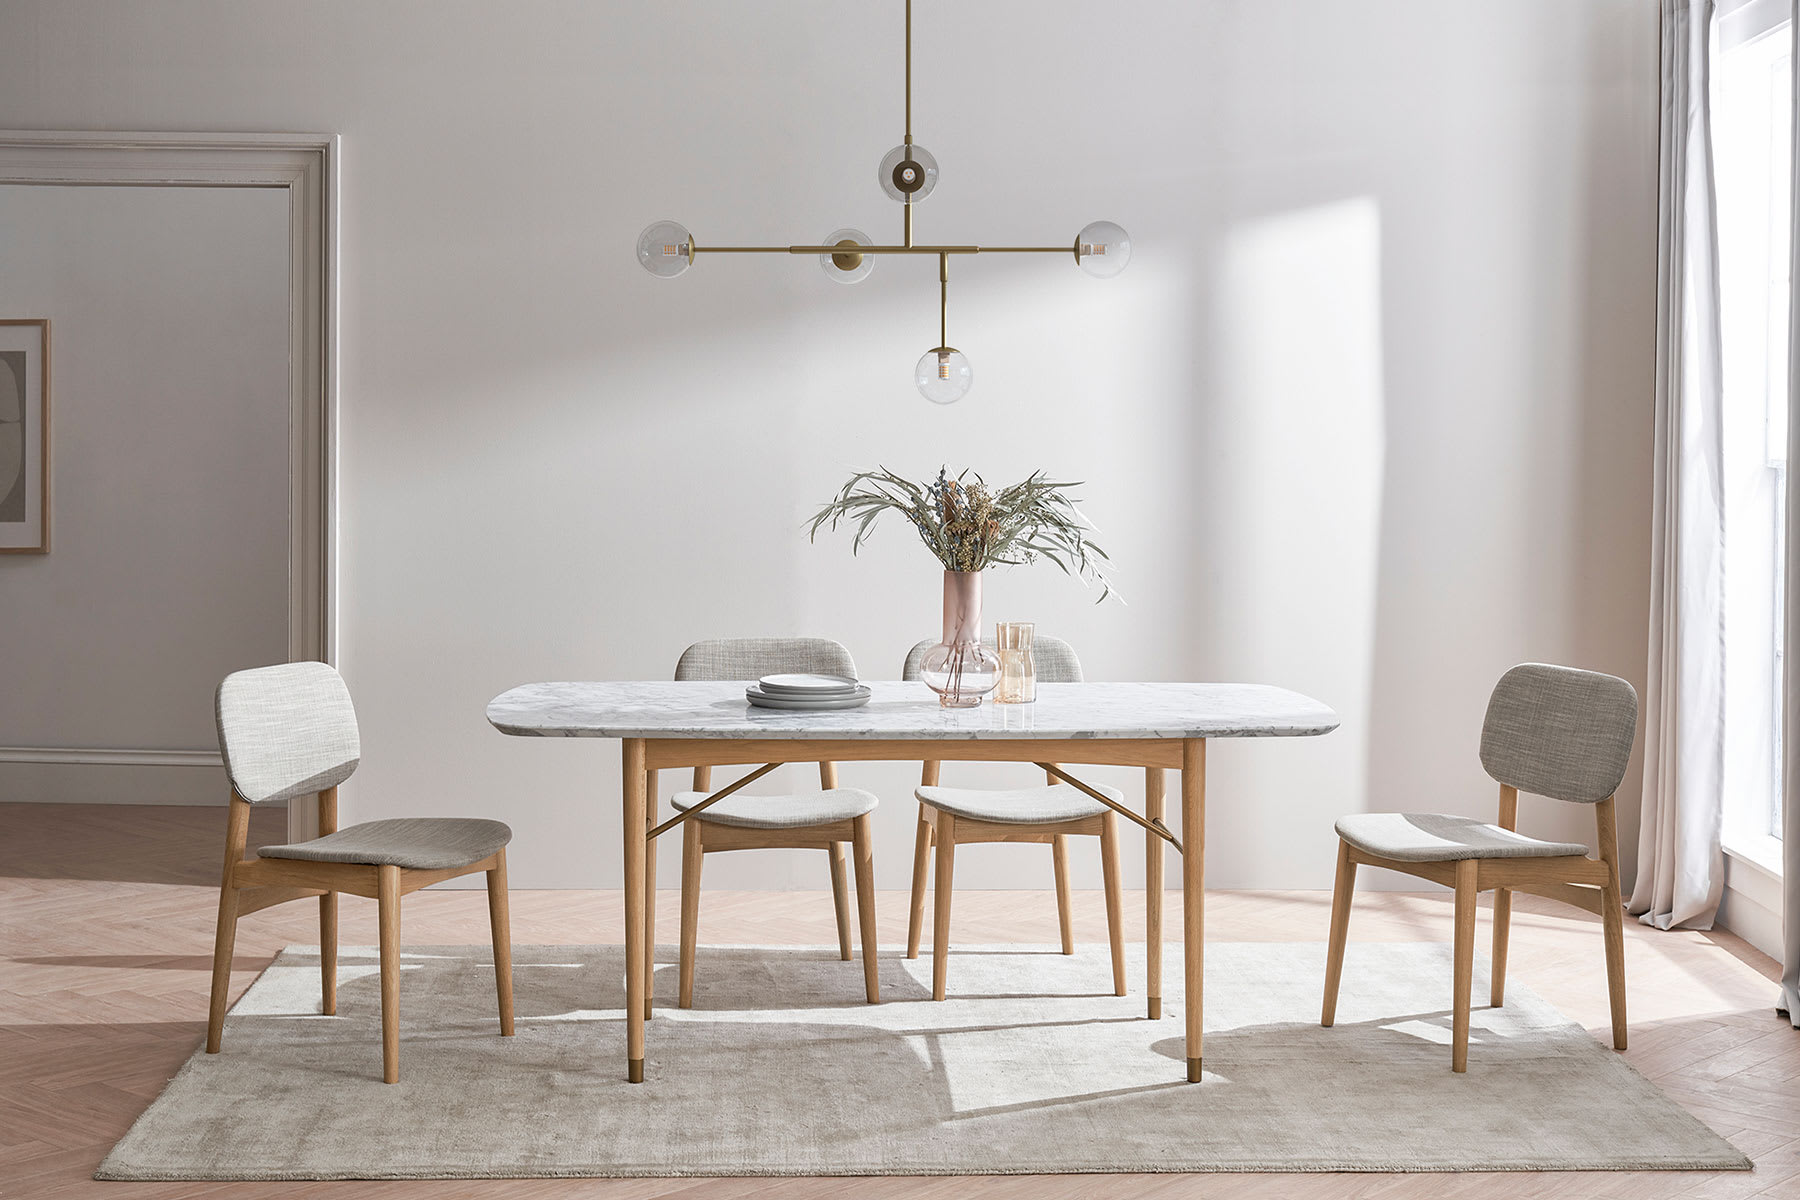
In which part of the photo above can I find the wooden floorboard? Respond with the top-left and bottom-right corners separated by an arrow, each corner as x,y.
0,801 -> 1791,1197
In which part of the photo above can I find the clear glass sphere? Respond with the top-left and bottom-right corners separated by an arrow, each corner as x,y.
1074,220 -> 1131,278
919,639 -> 1001,707
915,346 -> 973,404
636,220 -> 693,278
879,144 -> 939,203
818,227 -> 875,284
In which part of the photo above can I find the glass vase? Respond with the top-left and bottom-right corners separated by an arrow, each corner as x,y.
994,621 -> 1037,703
919,570 -> 1000,708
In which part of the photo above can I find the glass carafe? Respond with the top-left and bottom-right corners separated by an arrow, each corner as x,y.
994,621 -> 1036,704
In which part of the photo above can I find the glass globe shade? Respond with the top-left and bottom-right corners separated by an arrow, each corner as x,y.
915,346 -> 973,404
879,144 -> 939,203
636,220 -> 693,278
1074,220 -> 1131,278
818,228 -> 875,284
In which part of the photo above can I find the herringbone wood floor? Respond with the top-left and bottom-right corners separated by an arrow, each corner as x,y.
2,802 -> 1795,1198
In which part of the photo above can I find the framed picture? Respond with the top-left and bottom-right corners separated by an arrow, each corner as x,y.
0,319 -> 49,554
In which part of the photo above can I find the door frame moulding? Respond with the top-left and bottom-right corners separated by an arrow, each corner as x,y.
0,131 -> 340,838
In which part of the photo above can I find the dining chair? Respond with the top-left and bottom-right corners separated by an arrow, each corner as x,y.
902,636 -> 1126,1001
670,637 -> 881,1007
206,661 -> 515,1084
1321,662 -> 1638,1072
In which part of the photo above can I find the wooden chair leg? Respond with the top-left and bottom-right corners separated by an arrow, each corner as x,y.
207,797 -> 251,1054
907,812 -> 933,959
205,885 -> 241,1054
1492,781 -> 1517,1010
1451,858 -> 1478,1073
1490,886 -> 1512,1008
1321,839 -> 1356,1027
1601,884 -> 1628,1050
487,848 -> 515,1036
1099,813 -> 1126,997
320,891 -> 338,1016
829,842 -> 854,962
643,769 -> 658,1021
1597,795 -> 1628,1051
317,786 -> 338,1017
851,814 -> 880,1004
1052,834 -> 1075,955
678,820 -> 702,1009
932,812 -> 956,1001
377,863 -> 402,1084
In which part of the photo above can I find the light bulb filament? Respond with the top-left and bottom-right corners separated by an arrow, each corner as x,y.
938,354 -> 952,379
662,243 -> 688,258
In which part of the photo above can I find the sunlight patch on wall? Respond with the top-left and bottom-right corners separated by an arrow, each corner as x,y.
1211,196 -> 1387,846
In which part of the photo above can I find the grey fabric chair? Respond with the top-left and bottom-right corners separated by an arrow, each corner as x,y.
671,638 -> 881,1006
1321,662 -> 1639,1072
206,661 -> 514,1084
902,636 -> 1126,1001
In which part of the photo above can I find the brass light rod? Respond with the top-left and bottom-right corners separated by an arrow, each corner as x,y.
939,252 -> 948,346
697,245 -> 1067,255
904,0 -> 913,145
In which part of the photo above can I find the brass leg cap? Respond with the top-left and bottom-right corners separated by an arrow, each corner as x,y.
628,1058 -> 645,1084
1186,1057 -> 1203,1083
1148,997 -> 1161,1020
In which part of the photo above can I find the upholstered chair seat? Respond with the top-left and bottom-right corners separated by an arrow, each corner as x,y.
1333,813 -> 1587,863
914,782 -> 1119,826
669,788 -> 878,830
259,817 -> 514,871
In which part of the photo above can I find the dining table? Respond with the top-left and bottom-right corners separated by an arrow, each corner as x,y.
485,678 -> 1339,1083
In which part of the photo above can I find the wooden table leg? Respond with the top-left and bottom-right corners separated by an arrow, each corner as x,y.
644,766 -> 658,1021
1145,766 -> 1165,1020
1181,739 -> 1205,1082
622,738 -> 647,1083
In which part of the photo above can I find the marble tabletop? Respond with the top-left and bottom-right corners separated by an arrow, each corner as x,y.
486,680 -> 1339,741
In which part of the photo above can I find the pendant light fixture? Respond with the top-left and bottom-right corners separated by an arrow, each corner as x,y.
634,0 -> 1131,405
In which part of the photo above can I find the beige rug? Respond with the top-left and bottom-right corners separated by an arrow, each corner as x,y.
99,942 -> 1751,1179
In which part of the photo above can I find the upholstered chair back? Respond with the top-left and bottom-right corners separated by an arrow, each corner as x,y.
1478,663 -> 1638,804
902,635 -> 1083,684
214,661 -> 362,805
675,637 -> 857,682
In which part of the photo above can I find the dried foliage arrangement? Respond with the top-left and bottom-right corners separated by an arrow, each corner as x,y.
808,467 -> 1118,602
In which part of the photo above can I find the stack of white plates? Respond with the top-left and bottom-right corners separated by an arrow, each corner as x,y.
746,673 -> 872,711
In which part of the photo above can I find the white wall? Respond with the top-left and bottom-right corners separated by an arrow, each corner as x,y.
0,184 -> 290,804
0,1 -> 1659,891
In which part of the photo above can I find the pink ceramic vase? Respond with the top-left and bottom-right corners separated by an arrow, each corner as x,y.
919,570 -> 1001,708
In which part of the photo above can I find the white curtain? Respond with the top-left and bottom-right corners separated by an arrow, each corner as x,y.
1630,0 -> 1730,931
1780,1 -> 1800,1030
